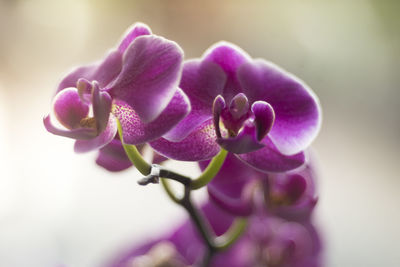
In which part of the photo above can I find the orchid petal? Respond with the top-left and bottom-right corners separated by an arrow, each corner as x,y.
251,101 -> 275,141
96,139 -> 133,172
91,82 -> 112,133
109,35 -> 183,123
150,120 -> 220,161
113,88 -> 190,145
53,88 -> 89,129
203,42 -> 250,79
43,115 -> 96,140
162,60 -> 226,141
238,59 -> 321,155
285,174 -> 307,203
118,22 -> 152,54
212,95 -> 225,138
74,115 -> 117,153
238,138 -> 305,172
180,60 -> 227,106
203,42 -> 250,101
57,50 -> 123,93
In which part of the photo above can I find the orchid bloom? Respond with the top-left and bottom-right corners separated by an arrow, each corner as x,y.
107,202 -> 322,267
44,23 -> 190,159
199,152 -> 318,219
150,42 -> 321,172
263,162 -> 318,222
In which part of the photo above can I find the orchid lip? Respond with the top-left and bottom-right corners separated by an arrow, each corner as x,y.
76,78 -> 92,104
212,94 -> 275,154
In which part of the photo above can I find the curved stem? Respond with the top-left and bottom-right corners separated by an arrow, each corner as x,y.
160,178 -> 181,204
180,186 -> 215,250
117,122 -> 237,265
215,218 -> 247,251
191,149 -> 228,190
117,120 -> 151,175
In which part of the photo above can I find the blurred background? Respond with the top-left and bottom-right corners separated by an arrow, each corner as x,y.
0,0 -> 399,266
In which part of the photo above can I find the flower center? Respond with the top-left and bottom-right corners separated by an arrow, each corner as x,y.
79,117 -> 97,129
220,93 -> 250,137
213,93 -> 275,141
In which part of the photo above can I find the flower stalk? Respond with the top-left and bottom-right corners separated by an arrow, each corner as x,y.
117,120 -> 152,175
118,121 -> 246,265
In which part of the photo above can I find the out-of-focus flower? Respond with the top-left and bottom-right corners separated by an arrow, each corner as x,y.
44,23 -> 190,155
150,42 -> 321,172
216,215 -> 322,267
263,163 -> 318,222
199,153 -> 317,219
106,202 -> 321,267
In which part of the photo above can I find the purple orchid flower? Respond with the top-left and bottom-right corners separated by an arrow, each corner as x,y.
263,162 -> 318,222
150,42 -> 321,172
200,152 -> 318,219
44,23 -> 190,157
106,201 -> 322,267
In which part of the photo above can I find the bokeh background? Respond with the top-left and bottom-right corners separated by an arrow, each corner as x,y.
1,0 -> 399,266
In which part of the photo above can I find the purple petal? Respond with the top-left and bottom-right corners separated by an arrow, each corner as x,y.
150,120 -> 220,161
74,115 -> 117,153
152,151 -> 168,165
286,174 -> 307,203
91,82 -> 112,133
162,60 -> 227,141
180,60 -> 227,106
212,95 -> 225,138
238,138 -> 305,172
203,42 -> 250,79
118,22 -> 152,54
109,35 -> 183,123
53,88 -> 89,129
251,101 -> 275,141
57,50 -> 123,93
161,105 -> 210,142
203,42 -> 250,101
238,59 -> 321,155
43,115 -> 96,140
217,120 -> 265,154
96,139 -> 133,172
113,88 -> 190,145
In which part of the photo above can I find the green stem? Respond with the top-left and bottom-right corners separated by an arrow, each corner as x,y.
117,120 -> 151,175
160,178 -> 181,204
215,218 -> 248,251
191,149 -> 228,190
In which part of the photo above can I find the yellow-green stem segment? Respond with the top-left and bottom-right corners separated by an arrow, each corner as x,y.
117,120 -> 151,175
191,149 -> 228,190
215,218 -> 248,251
161,178 -> 181,204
